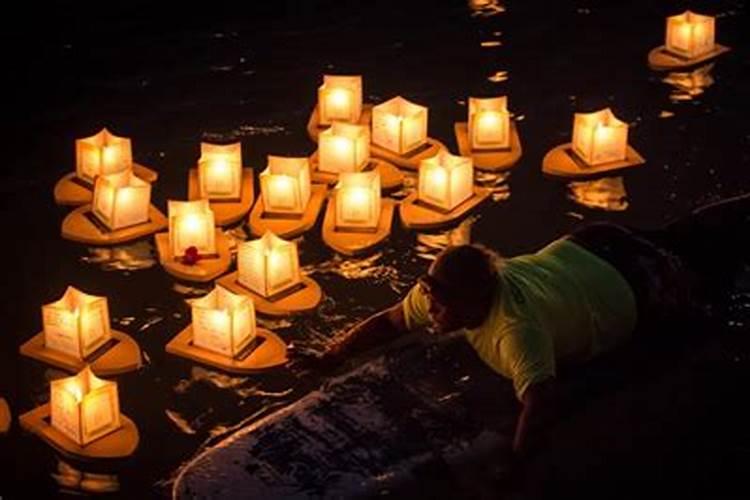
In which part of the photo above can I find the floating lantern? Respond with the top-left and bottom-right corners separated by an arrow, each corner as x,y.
666,11 -> 715,59
42,287 -> 111,361
318,122 -> 370,174
92,170 -> 151,230
259,156 -> 311,216
50,366 -> 121,446
75,128 -> 132,184
317,75 -> 363,125
168,200 -> 216,258
334,171 -> 381,231
418,151 -> 474,211
468,96 -> 511,150
571,108 -> 628,166
371,96 -> 428,155
238,231 -> 302,298
190,286 -> 256,358
197,142 -> 243,200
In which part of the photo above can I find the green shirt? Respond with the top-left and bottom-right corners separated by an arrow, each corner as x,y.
402,238 -> 638,400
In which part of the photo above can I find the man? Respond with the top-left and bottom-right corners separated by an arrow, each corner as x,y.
322,194 -> 750,456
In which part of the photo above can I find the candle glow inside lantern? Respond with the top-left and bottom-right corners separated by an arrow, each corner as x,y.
335,171 -> 381,231
168,200 -> 216,258
666,11 -> 715,59
571,108 -> 629,166
75,128 -> 133,184
238,231 -> 302,298
418,151 -> 474,211
319,122 -> 370,174
259,156 -> 311,216
372,96 -> 428,155
50,366 -> 121,446
191,286 -> 256,357
42,286 -> 111,360
468,96 -> 511,150
198,142 -> 243,200
92,170 -> 151,230
318,75 -> 363,125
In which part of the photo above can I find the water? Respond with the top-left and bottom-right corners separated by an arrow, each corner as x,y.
3,0 -> 749,497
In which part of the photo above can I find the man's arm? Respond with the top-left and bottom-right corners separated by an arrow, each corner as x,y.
512,378 -> 561,457
325,303 -> 409,361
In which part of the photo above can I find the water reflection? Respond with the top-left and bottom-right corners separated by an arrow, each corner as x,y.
476,171 -> 512,202
567,176 -> 629,211
468,0 -> 505,17
487,70 -> 509,83
81,240 -> 156,271
52,459 -> 120,494
663,63 -> 715,102
415,216 -> 477,262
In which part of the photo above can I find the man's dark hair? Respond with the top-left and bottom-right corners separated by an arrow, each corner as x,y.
429,244 -> 502,302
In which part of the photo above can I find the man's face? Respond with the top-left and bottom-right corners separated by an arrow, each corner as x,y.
419,275 -> 472,333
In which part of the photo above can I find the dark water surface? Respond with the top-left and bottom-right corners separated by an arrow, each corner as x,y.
3,0 -> 750,497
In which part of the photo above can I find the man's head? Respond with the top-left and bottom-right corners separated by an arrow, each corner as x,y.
418,244 -> 501,333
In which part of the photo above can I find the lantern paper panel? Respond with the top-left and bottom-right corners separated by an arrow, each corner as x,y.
198,142 -> 243,200
168,200 -> 217,257
666,11 -> 715,59
42,286 -> 111,360
319,122 -> 370,174
260,156 -> 312,215
93,170 -> 151,230
418,151 -> 474,211
572,108 -> 629,166
468,96 -> 511,150
50,366 -> 121,446
238,231 -> 302,298
371,96 -> 428,155
318,75 -> 363,125
75,128 -> 133,184
335,171 -> 381,230
191,286 -> 256,357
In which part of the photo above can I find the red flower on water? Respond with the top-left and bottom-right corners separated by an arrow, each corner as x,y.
182,246 -> 201,265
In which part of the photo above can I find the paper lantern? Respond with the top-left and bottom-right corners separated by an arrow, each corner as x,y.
238,231 -> 302,298
191,286 -> 256,357
50,366 -> 121,446
572,108 -> 628,166
335,171 -> 381,230
198,142 -> 243,200
372,96 -> 428,155
92,170 -> 151,230
168,200 -> 216,258
42,286 -> 111,360
418,151 -> 474,211
318,75 -> 363,125
259,156 -> 311,215
468,96 -> 511,150
75,128 -> 133,184
319,122 -> 370,174
666,11 -> 715,59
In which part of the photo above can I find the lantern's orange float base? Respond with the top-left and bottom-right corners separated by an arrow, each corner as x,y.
166,326 -> 288,372
61,204 -> 167,245
307,104 -> 373,143
19,404 -> 139,461
53,164 -> 158,207
542,143 -> 645,179
399,187 -> 491,230
19,330 -> 143,376
248,184 -> 327,238
370,138 -> 446,172
322,198 -> 395,256
155,230 -> 232,283
217,273 -> 323,316
309,153 -> 404,190
188,168 -> 255,227
454,121 -> 523,172
0,397 -> 10,434
647,44 -> 730,71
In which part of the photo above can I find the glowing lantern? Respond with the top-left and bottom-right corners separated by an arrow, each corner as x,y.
317,75 -> 362,125
372,96 -> 428,155
468,97 -> 511,150
197,142 -> 243,200
168,200 -> 216,258
418,151 -> 474,211
572,108 -> 628,166
666,11 -> 715,59
238,231 -> 302,298
335,171 -> 381,231
50,366 -> 121,446
75,128 -> 132,184
319,122 -> 370,174
190,286 -> 256,357
42,286 -> 111,360
259,156 -> 311,215
92,170 -> 151,230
